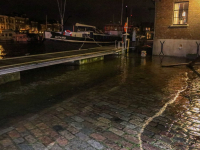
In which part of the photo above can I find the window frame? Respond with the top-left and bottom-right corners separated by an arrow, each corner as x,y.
173,1 -> 189,25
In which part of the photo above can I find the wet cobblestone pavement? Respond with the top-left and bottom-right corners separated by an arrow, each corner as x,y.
0,54 -> 200,150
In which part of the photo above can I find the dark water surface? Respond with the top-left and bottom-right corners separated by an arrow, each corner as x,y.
0,51 -> 193,126
0,41 -> 105,59
0,42 -> 46,58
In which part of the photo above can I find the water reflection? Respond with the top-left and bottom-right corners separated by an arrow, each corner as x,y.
0,42 -> 45,58
119,53 -> 130,84
141,57 -> 146,66
163,73 -> 200,149
0,45 -> 6,59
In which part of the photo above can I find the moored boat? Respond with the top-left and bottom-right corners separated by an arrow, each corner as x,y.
43,23 -> 121,52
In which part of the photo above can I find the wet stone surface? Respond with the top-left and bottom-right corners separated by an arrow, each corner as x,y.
0,54 -> 199,149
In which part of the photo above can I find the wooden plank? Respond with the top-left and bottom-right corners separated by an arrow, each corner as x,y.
0,50 -> 119,75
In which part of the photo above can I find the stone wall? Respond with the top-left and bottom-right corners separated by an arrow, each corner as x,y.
153,0 -> 200,57
75,56 -> 104,65
0,72 -> 20,85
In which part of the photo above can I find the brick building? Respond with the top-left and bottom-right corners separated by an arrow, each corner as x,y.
153,0 -> 200,57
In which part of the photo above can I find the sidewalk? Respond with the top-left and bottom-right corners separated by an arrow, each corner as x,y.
0,61 -> 199,150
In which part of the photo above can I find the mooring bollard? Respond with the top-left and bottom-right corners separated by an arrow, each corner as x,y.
141,50 -> 147,57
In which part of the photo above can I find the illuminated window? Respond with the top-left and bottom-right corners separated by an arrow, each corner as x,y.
174,2 -> 189,25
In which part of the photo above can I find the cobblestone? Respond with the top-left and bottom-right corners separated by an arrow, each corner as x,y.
76,132 -> 90,141
90,133 -> 106,141
13,137 -> 25,144
17,143 -> 34,150
59,130 -> 75,140
109,127 -> 124,136
0,56 -> 200,149
87,139 -> 104,150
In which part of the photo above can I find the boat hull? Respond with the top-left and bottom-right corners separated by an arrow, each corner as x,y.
44,31 -> 120,52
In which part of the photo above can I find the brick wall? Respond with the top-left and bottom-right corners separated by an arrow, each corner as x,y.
155,0 -> 200,40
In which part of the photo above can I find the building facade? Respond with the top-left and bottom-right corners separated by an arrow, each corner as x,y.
30,21 -> 38,33
40,22 -> 61,33
15,16 -> 30,32
0,15 -> 39,34
0,15 -> 15,32
0,14 -> 61,35
153,0 -> 200,57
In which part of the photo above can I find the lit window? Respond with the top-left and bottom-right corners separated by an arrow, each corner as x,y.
174,2 -> 189,25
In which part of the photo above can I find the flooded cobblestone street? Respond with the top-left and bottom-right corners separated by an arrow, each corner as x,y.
0,53 -> 200,150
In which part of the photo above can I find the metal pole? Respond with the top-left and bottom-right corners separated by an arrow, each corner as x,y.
46,15 -> 47,31
125,17 -> 128,51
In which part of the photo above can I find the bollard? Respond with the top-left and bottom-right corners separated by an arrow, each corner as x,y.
141,51 -> 147,57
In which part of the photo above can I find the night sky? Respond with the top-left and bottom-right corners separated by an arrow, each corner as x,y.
0,0 -> 155,29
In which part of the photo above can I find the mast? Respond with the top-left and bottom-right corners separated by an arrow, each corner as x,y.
121,0 -> 123,25
56,0 -> 67,33
46,15 -> 47,30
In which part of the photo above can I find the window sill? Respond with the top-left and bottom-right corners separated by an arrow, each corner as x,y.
169,24 -> 189,28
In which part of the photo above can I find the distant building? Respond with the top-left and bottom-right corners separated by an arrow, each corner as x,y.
30,21 -> 38,33
15,16 -> 30,32
153,0 -> 200,57
40,22 -> 61,33
0,14 -> 62,35
140,22 -> 154,40
0,15 -> 15,32
0,15 -> 40,34
53,22 -> 61,32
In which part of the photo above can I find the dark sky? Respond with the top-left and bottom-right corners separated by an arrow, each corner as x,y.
0,0 -> 155,29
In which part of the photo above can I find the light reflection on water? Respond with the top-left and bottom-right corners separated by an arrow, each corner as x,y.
0,45 -> 6,59
162,71 -> 200,149
0,42 -> 45,58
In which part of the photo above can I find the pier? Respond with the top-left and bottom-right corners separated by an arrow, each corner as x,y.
0,46 -> 121,84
